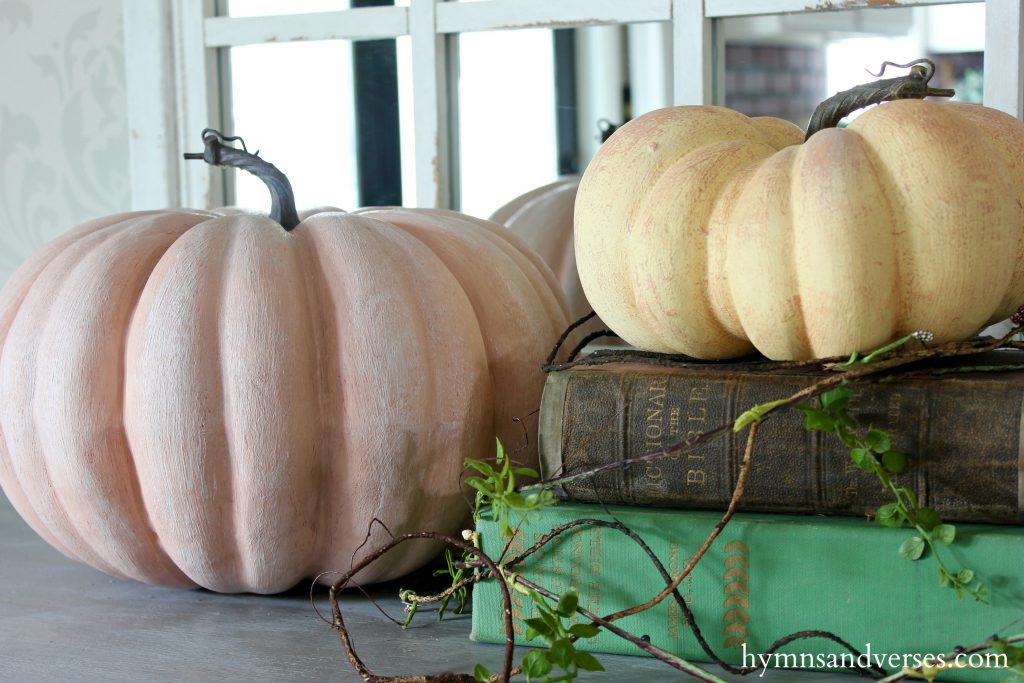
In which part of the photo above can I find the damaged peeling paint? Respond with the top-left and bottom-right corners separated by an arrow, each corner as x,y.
808,0 -> 901,11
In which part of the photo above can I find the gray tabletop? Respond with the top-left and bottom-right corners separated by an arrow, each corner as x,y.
0,493 -> 865,682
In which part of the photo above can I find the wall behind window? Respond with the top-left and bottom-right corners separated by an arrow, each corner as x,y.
0,0 -> 130,286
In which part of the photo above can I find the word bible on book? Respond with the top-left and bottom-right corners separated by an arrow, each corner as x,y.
538,357 -> 1024,524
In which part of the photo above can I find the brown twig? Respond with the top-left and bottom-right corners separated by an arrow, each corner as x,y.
332,330 -> 1023,682
328,532 -> 513,683
489,515 -> 883,677
544,311 -> 596,366
513,575 -> 732,683
601,421 -> 760,622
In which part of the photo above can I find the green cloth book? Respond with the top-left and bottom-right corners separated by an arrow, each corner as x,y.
471,502 -> 1024,681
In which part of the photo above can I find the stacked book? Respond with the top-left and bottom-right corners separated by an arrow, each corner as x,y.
470,351 -> 1024,681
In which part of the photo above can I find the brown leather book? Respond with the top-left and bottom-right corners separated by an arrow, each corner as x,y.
538,355 -> 1024,524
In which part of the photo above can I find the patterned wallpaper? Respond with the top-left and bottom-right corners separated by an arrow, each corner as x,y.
0,0 -> 129,286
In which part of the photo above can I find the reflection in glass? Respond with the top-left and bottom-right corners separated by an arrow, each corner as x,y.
721,4 -> 985,129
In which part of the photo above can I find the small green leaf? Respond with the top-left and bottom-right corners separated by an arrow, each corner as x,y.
916,507 -> 941,531
875,502 -> 903,528
899,536 -> 926,561
540,610 -> 561,634
575,650 -> 606,672
938,569 -> 951,587
881,450 -> 907,474
836,427 -> 859,448
511,466 -> 540,478
850,447 -> 875,472
568,623 -> 601,639
522,649 -> 552,680
504,492 -> 527,508
820,387 -> 852,412
524,614 -> 557,643
474,663 -> 491,683
555,591 -> 579,618
837,411 -> 858,430
865,429 -> 891,453
797,407 -> 835,433
933,524 -> 956,545
957,569 -> 975,584
464,478 -> 492,494
463,459 -> 496,476
897,486 -> 919,509
524,617 -> 552,639
550,638 -> 576,669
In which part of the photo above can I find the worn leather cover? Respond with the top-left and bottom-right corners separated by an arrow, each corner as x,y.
538,358 -> 1024,524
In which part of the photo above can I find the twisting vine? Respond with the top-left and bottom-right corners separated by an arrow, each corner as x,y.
318,60 -> 1024,682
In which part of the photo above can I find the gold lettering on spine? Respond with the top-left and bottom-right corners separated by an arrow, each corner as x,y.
666,540 -> 693,641
644,379 -> 667,451
723,540 -> 750,649
683,385 -> 710,465
640,378 -> 669,489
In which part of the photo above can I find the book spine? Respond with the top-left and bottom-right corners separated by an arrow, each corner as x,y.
538,364 -> 1023,524
470,503 -> 1024,682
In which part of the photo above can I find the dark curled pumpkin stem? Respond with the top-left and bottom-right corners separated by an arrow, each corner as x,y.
805,58 -> 955,140
183,128 -> 301,231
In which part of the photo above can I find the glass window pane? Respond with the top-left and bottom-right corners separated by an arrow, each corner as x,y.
225,35 -> 412,212
457,29 -> 558,218
228,40 -> 358,211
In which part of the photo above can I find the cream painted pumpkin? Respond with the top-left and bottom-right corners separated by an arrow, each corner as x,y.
0,138 -> 570,593
575,100 -> 1024,361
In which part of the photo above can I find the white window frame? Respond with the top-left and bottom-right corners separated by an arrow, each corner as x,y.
122,0 -> 1018,212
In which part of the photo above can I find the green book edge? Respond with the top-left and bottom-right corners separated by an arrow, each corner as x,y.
470,502 -> 1024,683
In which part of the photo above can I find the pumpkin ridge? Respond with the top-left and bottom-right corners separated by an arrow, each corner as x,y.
125,220 -> 246,591
943,104 -> 1024,325
288,216 -> 349,583
214,219 -> 324,592
301,214 -> 484,583
447,210 -> 571,347
726,145 -> 813,360
287,223 -> 335,581
214,222 -> 249,591
849,100 -> 1019,341
48,213 -> 211,586
630,140 -> 771,357
830,126 -> 904,349
506,183 -> 579,296
705,161 -> 757,344
355,210 -> 504,461
7,216 -> 189,578
0,212 -> 165,559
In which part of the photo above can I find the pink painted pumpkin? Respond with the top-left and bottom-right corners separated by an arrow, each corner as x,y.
491,177 -> 618,346
0,135 -> 570,593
